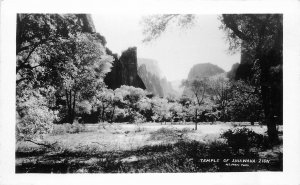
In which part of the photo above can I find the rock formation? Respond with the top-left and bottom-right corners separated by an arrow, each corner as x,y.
137,58 -> 178,97
187,63 -> 225,80
138,64 -> 164,97
183,63 -> 225,96
75,14 -> 145,90
138,58 -> 162,78
227,63 -> 240,80
104,47 -> 146,90
77,14 -> 96,33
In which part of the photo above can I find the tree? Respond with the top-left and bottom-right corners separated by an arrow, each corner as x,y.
141,14 -> 196,43
137,97 -> 154,122
16,14 -> 83,85
16,88 -> 57,142
93,88 -> 115,122
169,101 -> 183,123
16,14 -> 84,140
182,78 -> 209,106
227,80 -> 264,125
151,97 -> 172,124
182,78 -> 210,129
16,14 -> 113,144
208,77 -> 232,121
56,33 -> 113,124
220,14 -> 282,143
114,85 -> 148,123
178,96 -> 193,123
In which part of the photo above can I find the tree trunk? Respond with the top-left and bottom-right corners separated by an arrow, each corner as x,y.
71,91 -> 76,124
101,104 -> 105,122
260,56 -> 278,144
195,109 -> 198,130
65,90 -> 71,124
261,85 -> 278,143
65,90 -> 75,124
110,105 -> 116,123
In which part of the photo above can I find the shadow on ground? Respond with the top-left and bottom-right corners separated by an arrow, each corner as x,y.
16,139 -> 282,173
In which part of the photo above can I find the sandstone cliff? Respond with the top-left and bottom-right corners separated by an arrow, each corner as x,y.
137,58 -> 178,97
183,63 -> 225,96
187,63 -> 225,80
104,47 -> 146,90
138,64 -> 164,97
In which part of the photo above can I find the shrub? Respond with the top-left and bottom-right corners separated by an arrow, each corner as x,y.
132,112 -> 146,124
68,121 -> 84,133
16,92 -> 57,141
221,127 -> 268,153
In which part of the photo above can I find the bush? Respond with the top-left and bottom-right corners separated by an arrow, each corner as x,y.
132,112 -> 146,124
69,121 -> 86,133
221,127 -> 268,153
16,92 -> 57,141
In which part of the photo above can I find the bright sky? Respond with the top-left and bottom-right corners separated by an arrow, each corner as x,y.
92,14 -> 241,81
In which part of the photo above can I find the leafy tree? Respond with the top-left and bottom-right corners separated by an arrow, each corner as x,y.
137,97 -> 154,122
208,77 -> 232,121
151,97 -> 172,123
182,78 -> 211,129
182,78 -> 209,106
16,88 -> 57,142
178,96 -> 193,123
55,33 -> 113,124
228,80 -> 264,125
114,85 -> 148,123
220,14 -> 282,142
16,14 -> 82,85
141,14 -> 196,43
93,88 -> 115,122
16,14 -> 113,144
169,101 -> 183,122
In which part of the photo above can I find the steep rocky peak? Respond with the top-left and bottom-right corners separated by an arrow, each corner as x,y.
188,63 -> 225,80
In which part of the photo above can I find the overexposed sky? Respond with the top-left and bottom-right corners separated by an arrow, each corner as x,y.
92,14 -> 241,81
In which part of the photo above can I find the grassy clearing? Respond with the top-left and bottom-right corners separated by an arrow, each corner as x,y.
16,122 -> 283,173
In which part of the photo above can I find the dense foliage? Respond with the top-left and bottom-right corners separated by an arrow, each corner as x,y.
16,14 -> 113,141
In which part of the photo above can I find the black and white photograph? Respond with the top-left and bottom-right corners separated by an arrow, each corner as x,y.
15,13 -> 283,173
1,0 -> 300,184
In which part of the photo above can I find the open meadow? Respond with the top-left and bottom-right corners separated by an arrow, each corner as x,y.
16,122 -> 283,173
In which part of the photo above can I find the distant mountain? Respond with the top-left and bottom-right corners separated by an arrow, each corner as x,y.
187,63 -> 225,80
160,77 -> 178,98
183,63 -> 225,96
138,58 -> 162,78
137,58 -> 178,97
138,64 -> 164,97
